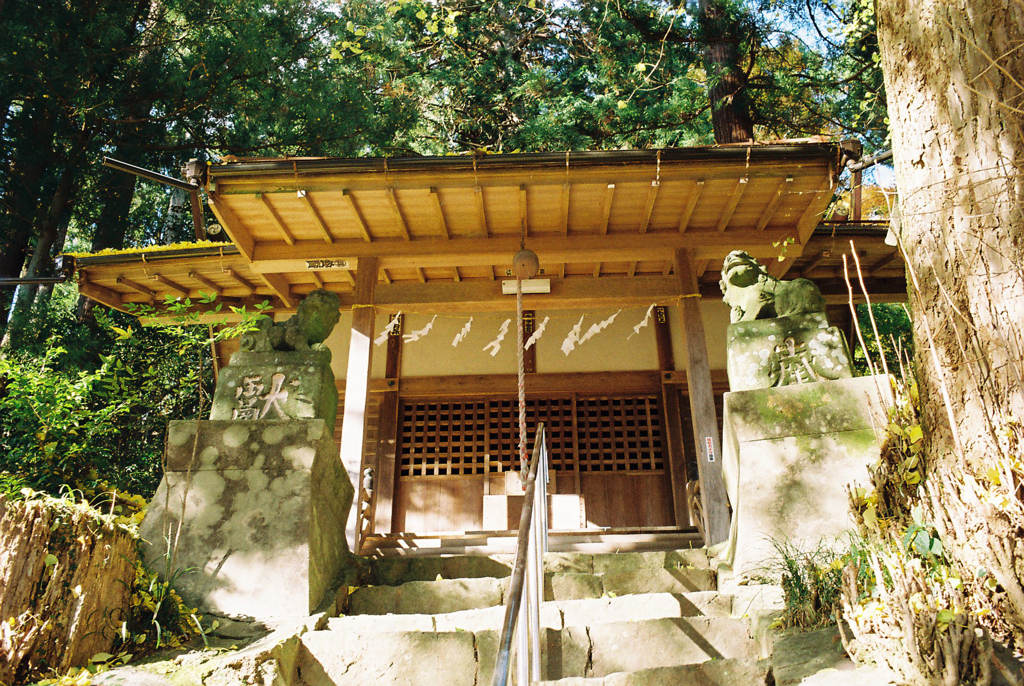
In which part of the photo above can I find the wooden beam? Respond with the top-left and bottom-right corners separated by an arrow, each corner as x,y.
869,252 -> 899,276
429,188 -> 450,239
372,275 -> 682,313
226,268 -> 256,294
754,177 -> 791,231
380,269 -> 391,285
385,188 -> 411,240
117,276 -> 155,298
474,186 -> 489,237
678,180 -> 705,232
298,190 -> 334,243
154,274 -> 190,297
396,370 -> 662,398
310,271 -> 325,289
561,183 -> 570,234
674,248 -> 729,546
451,267 -> 461,282
522,310 -> 536,373
801,251 -> 829,277
339,255 -> 379,549
795,176 -> 830,243
207,193 -> 255,261
593,262 -> 601,278
600,184 -> 615,235
77,274 -> 122,308
654,305 -> 675,371
260,272 -> 293,308
416,268 -> 426,283
259,193 -> 296,245
628,261 -> 637,277
716,177 -> 748,232
639,181 -> 660,234
696,259 -> 710,277
661,385 -> 690,528
249,229 -> 800,275
188,271 -> 223,296
342,189 -> 373,242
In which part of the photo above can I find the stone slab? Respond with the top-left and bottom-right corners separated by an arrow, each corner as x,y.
720,376 -> 891,577
547,572 -> 604,601
348,576 -> 504,615
139,419 -> 352,618
583,617 -> 759,677
368,554 -> 512,586
210,351 -> 338,427
558,592 -> 730,627
298,629 -> 478,686
600,567 -> 716,595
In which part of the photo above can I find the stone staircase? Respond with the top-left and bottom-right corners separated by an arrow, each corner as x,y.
292,549 -> 772,686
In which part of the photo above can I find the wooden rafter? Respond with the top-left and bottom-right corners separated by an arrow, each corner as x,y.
639,181 -> 660,234
261,272 -> 293,308
117,276 -> 155,298
561,183 -> 570,234
869,252 -> 899,276
429,188 -> 450,239
154,274 -> 190,297
188,271 -> 223,295
677,180 -> 705,233
473,187 -> 490,238
207,194 -> 254,260
755,177 -> 792,231
600,184 -> 616,235
451,267 -> 461,282
259,194 -> 296,245
298,191 -> 334,244
342,190 -> 373,242
716,177 -> 748,232
385,188 -> 411,241
226,268 -> 256,294
310,271 -> 325,289
801,251 -> 829,277
519,185 -> 529,238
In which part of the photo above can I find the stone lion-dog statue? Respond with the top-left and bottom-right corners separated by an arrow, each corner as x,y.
240,288 -> 342,352
719,250 -> 826,323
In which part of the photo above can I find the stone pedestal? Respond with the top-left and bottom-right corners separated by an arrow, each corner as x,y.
718,375 -> 892,578
140,419 -> 352,618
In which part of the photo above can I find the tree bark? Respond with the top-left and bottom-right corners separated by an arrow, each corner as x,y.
698,0 -> 755,144
877,0 -> 1024,639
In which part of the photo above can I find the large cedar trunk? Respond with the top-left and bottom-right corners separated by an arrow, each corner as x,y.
877,0 -> 1024,641
698,0 -> 755,144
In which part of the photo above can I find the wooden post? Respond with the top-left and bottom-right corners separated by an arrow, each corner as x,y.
655,306 -> 690,528
339,256 -> 379,550
674,248 -> 730,546
372,314 -> 403,536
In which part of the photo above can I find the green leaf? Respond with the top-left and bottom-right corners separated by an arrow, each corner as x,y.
415,9 -> 427,19
44,553 -> 58,567
90,652 -> 114,663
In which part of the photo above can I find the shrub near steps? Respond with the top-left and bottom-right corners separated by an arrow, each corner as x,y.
294,549 -> 767,686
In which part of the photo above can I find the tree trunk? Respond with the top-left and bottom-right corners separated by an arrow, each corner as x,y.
877,0 -> 1024,641
2,130 -> 89,350
698,0 -> 755,144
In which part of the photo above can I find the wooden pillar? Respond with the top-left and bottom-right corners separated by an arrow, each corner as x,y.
655,306 -> 690,528
372,314 -> 403,536
674,248 -> 730,546
339,256 -> 379,550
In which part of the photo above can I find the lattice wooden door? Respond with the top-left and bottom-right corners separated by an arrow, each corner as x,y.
392,393 -> 675,533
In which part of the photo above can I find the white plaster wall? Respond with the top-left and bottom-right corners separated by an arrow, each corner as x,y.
322,302 -> 731,379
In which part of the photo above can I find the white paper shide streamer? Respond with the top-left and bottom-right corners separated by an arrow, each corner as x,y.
560,315 -> 586,356
628,304 -> 656,340
403,315 -> 437,343
524,316 -> 549,350
483,318 -> 511,357
373,311 -> 403,346
452,317 -> 473,347
579,310 -> 621,345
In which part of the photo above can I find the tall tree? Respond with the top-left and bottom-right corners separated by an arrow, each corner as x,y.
876,0 -> 1024,643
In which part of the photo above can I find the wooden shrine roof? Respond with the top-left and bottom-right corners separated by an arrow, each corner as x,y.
72,142 -> 906,319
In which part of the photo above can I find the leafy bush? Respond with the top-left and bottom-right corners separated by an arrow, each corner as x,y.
763,538 -> 868,630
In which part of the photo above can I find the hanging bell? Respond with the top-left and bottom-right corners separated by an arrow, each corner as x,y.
512,248 -> 540,280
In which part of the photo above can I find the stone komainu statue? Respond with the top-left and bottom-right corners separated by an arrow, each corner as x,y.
719,250 -> 826,324
240,288 -> 342,352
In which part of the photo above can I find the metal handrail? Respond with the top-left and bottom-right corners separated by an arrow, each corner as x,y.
492,423 -> 549,686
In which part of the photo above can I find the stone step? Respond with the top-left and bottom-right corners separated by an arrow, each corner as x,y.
350,565 -> 715,615
297,616 -> 759,685
367,549 -> 711,586
331,591 -> 733,634
535,658 -> 772,686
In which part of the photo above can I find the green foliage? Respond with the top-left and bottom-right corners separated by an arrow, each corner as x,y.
0,290 -> 266,500
763,538 -> 869,629
852,303 -> 914,377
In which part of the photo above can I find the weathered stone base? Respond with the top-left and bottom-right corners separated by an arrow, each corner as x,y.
719,375 -> 892,577
140,419 -> 353,619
